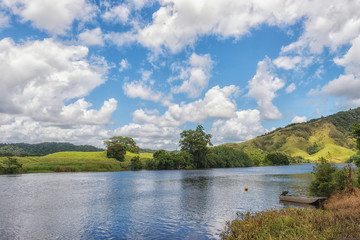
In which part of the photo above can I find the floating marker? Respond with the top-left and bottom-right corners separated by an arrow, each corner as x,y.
244,187 -> 248,191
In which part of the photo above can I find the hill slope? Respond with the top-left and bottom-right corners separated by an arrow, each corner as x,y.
224,107 -> 360,163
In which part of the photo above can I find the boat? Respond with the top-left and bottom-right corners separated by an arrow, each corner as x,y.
279,195 -> 327,204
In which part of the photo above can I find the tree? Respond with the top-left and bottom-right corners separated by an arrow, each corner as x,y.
179,125 -> 212,168
265,152 -> 290,165
0,157 -> 23,174
106,144 -> 127,161
131,156 -> 143,170
104,136 -> 139,153
309,158 -> 337,197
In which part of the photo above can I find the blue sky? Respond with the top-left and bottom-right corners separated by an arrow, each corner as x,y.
1,0 -> 360,149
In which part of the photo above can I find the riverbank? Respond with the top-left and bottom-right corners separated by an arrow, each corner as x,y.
221,187 -> 360,239
0,151 -> 152,173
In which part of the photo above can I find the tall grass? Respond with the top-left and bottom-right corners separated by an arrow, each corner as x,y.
221,188 -> 360,239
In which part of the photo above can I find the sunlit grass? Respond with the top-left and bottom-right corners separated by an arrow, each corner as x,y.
0,151 -> 153,173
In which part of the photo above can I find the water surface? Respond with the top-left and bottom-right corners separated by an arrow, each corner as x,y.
0,164 -> 319,239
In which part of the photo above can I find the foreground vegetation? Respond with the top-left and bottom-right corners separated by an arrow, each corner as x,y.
222,154 -> 360,239
221,189 -> 360,239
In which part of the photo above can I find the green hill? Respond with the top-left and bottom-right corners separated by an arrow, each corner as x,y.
224,107 -> 360,163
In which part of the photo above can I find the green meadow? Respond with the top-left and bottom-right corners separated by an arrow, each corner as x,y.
0,151 -> 153,173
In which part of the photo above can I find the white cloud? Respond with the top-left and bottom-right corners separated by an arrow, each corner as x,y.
211,109 -> 266,144
0,38 -> 115,126
248,58 -> 285,120
281,0 -> 360,54
285,83 -> 296,94
290,116 -> 307,124
133,85 -> 239,127
119,59 -> 130,72
170,53 -> 213,98
123,81 -> 163,102
136,0 -> 300,53
0,12 -> 10,29
315,35 -> 360,107
273,56 -> 302,70
113,123 -> 181,150
78,28 -> 104,46
2,0 -> 97,35
0,115 -> 111,146
102,4 -> 130,24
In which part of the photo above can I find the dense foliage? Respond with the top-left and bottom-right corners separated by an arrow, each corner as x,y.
179,125 -> 212,168
0,157 -> 23,174
309,158 -> 337,197
0,142 -> 103,157
104,136 -> 140,154
130,156 -> 143,170
207,146 -> 252,168
106,144 -> 127,162
265,152 -> 290,165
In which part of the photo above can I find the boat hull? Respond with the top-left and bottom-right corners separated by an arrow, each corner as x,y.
279,195 -> 327,204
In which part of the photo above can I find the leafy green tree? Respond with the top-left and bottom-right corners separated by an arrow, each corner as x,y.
179,125 -> 212,168
207,146 -> 252,168
309,158 -> 337,197
265,152 -> 290,165
131,156 -> 143,170
0,157 -> 23,174
106,144 -> 126,161
104,136 -> 140,153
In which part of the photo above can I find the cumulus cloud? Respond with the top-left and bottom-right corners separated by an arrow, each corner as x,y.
273,56 -> 302,70
102,4 -> 130,23
136,0 -> 300,53
133,85 -> 239,127
281,0 -> 360,54
285,83 -> 296,94
113,123 -> 181,150
78,28 -> 104,46
211,109 -> 266,144
119,59 -> 130,72
248,58 -> 285,120
290,116 -> 307,124
0,38 -> 116,126
123,69 -> 164,102
170,53 -> 213,98
2,0 -> 97,35
315,35 -> 360,107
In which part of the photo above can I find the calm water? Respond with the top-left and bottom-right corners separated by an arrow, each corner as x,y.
0,164 -> 321,239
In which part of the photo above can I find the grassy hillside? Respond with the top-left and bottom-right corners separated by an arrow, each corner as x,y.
224,107 -> 360,163
0,151 -> 153,173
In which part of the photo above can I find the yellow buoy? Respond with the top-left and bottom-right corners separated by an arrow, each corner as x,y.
244,187 -> 248,191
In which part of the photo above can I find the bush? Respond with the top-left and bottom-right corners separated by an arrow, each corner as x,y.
106,144 -> 126,161
309,158 -> 337,197
131,156 -> 143,170
0,157 -> 23,174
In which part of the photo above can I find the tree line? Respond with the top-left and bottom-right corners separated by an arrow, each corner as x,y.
105,125 -> 291,171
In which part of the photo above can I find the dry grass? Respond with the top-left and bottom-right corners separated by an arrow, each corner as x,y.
324,185 -> 360,215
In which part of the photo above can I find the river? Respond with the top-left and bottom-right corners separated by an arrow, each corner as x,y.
0,164 -> 322,239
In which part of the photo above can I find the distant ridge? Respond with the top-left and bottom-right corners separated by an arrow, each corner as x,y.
0,142 -> 104,156
224,107 -> 360,163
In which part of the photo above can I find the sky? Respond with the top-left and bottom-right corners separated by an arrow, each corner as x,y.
0,0 -> 360,150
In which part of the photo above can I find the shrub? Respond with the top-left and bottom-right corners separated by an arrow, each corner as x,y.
0,157 -> 23,174
309,158 -> 337,197
131,156 -> 143,170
